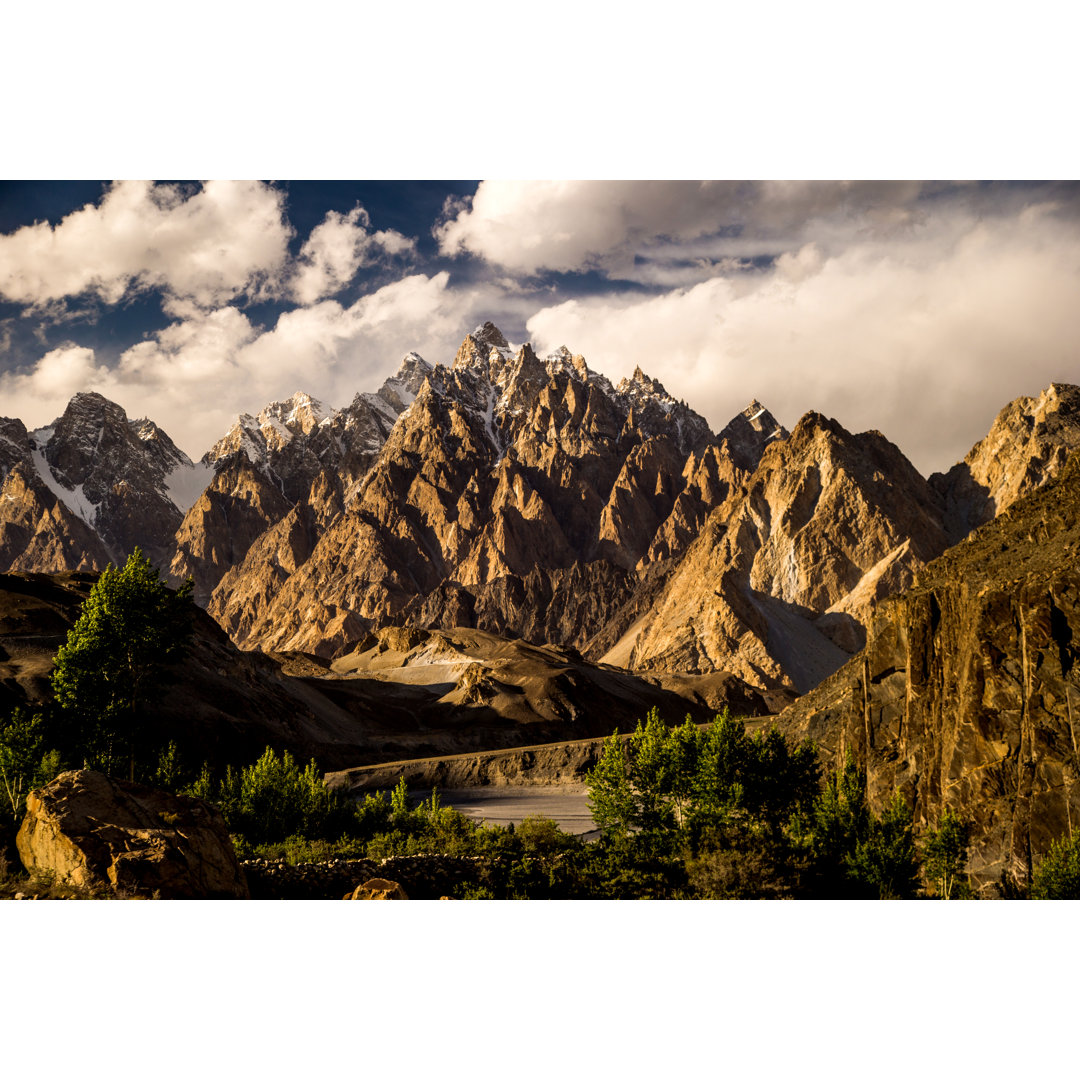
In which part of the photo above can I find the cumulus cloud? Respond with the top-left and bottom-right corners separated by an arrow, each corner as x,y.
526,202 -> 1080,475
0,180 -> 292,310
0,345 -> 111,407
0,273 -> 489,454
435,180 -> 935,279
290,205 -> 416,305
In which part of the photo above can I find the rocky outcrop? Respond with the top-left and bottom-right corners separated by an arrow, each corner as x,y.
16,770 -> 249,898
346,877 -> 408,899
623,413 -> 950,692
775,452 -> 1080,896
931,383 -> 1080,543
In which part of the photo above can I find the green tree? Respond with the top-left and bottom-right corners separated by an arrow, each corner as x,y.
0,709 -> 64,823
586,730 -> 636,836
588,710 -> 819,842
811,755 -> 921,898
1031,832 -> 1080,899
50,549 -> 193,780
849,792 -> 920,900
390,776 -> 410,816
922,810 -> 970,899
812,751 -> 872,890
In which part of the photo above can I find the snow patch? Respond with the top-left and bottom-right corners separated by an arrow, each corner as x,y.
30,448 -> 98,526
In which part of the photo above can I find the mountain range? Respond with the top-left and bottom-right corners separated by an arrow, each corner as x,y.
4,322 -> 1079,704
7,322 -> 1080,893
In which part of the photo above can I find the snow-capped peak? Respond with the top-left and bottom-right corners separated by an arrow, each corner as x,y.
260,391 -> 332,436
378,352 -> 434,413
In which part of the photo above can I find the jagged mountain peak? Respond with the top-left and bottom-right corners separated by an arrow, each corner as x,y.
396,351 -> 432,378
617,365 -> 671,399
542,345 -> 592,384
259,391 -> 331,437
716,399 -> 788,472
471,321 -> 509,350
930,380 -> 1080,542
376,352 -> 434,413
64,389 -> 115,411
452,323 -> 521,380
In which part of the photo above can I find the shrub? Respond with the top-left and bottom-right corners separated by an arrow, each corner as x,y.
1031,832 -> 1080,899
922,810 -> 971,899
810,755 -> 920,899
0,709 -> 65,824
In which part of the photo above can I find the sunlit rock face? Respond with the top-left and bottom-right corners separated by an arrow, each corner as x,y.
776,452 -> 1080,896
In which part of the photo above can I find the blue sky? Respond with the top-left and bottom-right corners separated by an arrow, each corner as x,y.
1,179 -> 1078,474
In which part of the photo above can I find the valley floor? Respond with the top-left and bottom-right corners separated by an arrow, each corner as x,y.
438,784 -> 597,836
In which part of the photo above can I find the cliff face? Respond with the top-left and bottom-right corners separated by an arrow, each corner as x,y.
776,453 -> 1080,896
620,413 -> 950,692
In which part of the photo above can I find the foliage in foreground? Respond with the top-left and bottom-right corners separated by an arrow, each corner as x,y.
1031,831 -> 1080,899
0,710 -> 65,826
50,549 -> 194,780
93,714 -> 977,899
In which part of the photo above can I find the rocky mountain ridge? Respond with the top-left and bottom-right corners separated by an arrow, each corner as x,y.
0,393 -> 210,572
4,327 -> 1080,705
206,323 -> 788,661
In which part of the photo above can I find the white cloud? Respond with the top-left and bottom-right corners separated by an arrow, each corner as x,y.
435,180 -> 934,279
527,203 -> 1080,475
0,273 -> 489,455
290,205 -> 417,305
0,345 -> 111,410
0,180 -> 293,310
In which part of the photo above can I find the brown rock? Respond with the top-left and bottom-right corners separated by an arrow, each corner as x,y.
931,382 -> 1080,543
169,459 -> 292,605
776,451 -> 1080,896
346,877 -> 408,900
16,770 -> 249,899
625,413 -> 949,692
224,325 -> 739,657
0,464 -> 112,574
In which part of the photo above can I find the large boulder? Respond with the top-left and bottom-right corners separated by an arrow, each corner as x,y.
345,878 -> 409,900
16,770 -> 249,899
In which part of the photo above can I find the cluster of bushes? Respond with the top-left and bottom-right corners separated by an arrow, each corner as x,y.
113,709 -> 981,900
582,709 -> 974,899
